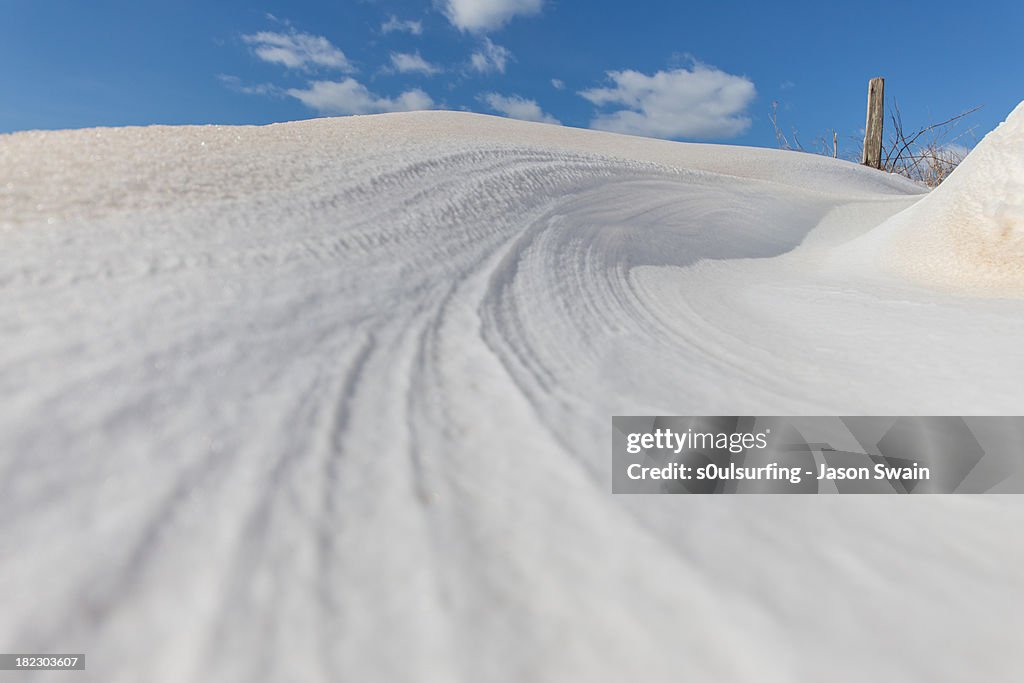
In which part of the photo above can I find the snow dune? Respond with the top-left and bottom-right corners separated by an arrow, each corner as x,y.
835,101 -> 1024,294
2,108 -> 1024,682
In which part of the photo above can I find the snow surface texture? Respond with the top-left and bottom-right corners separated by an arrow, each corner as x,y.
2,107 -> 1024,683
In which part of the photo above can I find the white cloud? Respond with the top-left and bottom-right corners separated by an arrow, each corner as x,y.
389,52 -> 442,76
242,30 -> 353,71
286,78 -> 434,115
579,63 -> 756,139
444,0 -> 543,31
217,74 -> 282,96
550,78 -> 565,90
469,38 -> 512,74
481,93 -> 560,124
381,15 -> 423,35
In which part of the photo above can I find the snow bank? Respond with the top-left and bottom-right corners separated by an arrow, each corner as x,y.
1,111 -> 1023,683
836,100 -> 1024,295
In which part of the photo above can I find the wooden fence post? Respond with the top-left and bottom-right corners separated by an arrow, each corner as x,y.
861,77 -> 885,169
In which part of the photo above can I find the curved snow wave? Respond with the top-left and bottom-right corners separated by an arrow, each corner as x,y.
834,100 -> 1024,295
1,113 -> 1023,683
0,111 -> 922,229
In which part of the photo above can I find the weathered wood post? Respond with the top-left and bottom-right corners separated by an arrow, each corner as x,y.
861,77 -> 885,169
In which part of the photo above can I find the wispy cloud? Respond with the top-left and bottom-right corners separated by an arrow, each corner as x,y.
381,15 -> 423,35
443,0 -> 543,32
550,78 -> 565,90
286,78 -> 434,115
217,74 -> 282,96
579,62 -> 756,139
389,52 -> 442,76
481,93 -> 560,124
469,38 -> 512,74
241,30 -> 353,71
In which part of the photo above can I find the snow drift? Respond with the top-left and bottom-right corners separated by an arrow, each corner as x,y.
1,107 -> 1024,683
836,101 -> 1024,295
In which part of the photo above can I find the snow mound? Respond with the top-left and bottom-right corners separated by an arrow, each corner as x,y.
2,112 -> 1024,682
838,100 -> 1024,295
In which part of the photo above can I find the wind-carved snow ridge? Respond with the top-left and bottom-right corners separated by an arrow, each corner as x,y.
1,111 -> 1024,683
835,100 -> 1024,295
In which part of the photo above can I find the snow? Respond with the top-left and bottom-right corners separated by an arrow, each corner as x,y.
834,100 -> 1024,295
1,107 -> 1023,682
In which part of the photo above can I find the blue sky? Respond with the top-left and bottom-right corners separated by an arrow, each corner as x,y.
2,0 -> 1021,154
